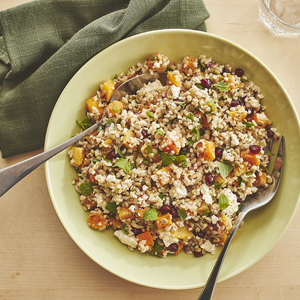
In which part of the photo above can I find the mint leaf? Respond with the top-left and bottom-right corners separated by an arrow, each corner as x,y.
198,60 -> 205,72
186,139 -> 196,145
185,113 -> 194,121
79,182 -> 94,195
143,208 -> 158,221
121,224 -> 128,234
218,194 -> 229,210
214,181 -> 223,190
144,146 -> 152,154
113,158 -> 134,174
177,208 -> 187,221
153,241 -> 164,253
77,117 -> 93,130
240,77 -> 249,82
260,164 -> 268,173
218,162 -> 234,179
214,81 -> 230,91
160,152 -> 176,166
156,128 -> 164,136
146,111 -> 154,118
105,202 -> 118,213
92,159 -> 100,164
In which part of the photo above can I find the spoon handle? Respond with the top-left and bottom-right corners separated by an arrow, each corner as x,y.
0,119 -> 103,197
198,213 -> 246,300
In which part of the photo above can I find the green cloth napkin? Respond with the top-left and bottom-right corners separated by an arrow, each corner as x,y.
0,0 -> 209,158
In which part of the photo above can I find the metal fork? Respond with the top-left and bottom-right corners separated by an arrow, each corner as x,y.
198,135 -> 284,300
0,72 -> 168,197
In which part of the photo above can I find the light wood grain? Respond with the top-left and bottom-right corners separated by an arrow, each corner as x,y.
0,0 -> 299,299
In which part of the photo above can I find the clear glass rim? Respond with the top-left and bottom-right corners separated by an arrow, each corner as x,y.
260,0 -> 300,30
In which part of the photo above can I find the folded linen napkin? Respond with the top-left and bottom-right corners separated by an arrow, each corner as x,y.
0,0 -> 209,158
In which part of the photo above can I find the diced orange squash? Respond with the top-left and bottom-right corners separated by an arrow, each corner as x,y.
197,201 -> 209,215
254,172 -> 267,187
221,214 -> 232,231
250,113 -> 269,128
110,216 -> 122,230
233,163 -> 247,177
86,97 -> 104,116
123,130 -> 137,150
105,100 -> 123,117
174,225 -> 193,239
228,74 -> 241,89
219,232 -> 228,245
182,56 -> 196,75
214,174 -> 227,187
137,231 -> 154,247
72,147 -> 85,166
87,213 -> 108,230
147,53 -> 166,72
102,139 -> 113,151
153,166 -> 172,186
136,207 -> 150,218
167,71 -> 181,87
229,110 -> 247,121
174,243 -> 184,255
101,79 -> 115,101
155,213 -> 172,229
160,134 -> 183,155
241,149 -> 260,166
198,140 -> 216,161
118,206 -> 135,222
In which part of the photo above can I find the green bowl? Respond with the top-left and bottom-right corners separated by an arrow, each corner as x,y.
44,29 -> 300,290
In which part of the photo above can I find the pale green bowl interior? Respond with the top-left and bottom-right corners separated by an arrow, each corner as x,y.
44,29 -> 300,290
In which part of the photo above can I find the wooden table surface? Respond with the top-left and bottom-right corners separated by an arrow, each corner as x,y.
0,0 -> 299,299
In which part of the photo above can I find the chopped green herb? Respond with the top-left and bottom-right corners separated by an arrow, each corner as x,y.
206,99 -> 217,113
114,74 -> 118,79
186,139 -> 196,145
79,182 -> 94,195
177,208 -> 187,221
243,121 -> 254,129
92,159 -> 100,164
246,171 -> 253,176
214,181 -> 223,190
174,155 -> 188,168
144,146 -> 152,154
201,209 -> 211,216
150,241 -> 164,257
264,150 -> 274,156
143,208 -> 158,221
160,152 -> 176,166
218,194 -> 229,210
240,77 -> 249,82
146,111 -> 154,118
117,148 -> 125,158
75,168 -> 80,174
142,160 -> 149,164
121,224 -> 128,234
137,145 -> 141,153
237,176 -> 245,186
185,113 -> 194,121
214,81 -> 230,91
260,164 -> 268,173
198,60 -> 205,72
165,66 -> 173,72
173,101 -> 185,108
156,128 -> 164,136
113,103 -> 119,114
113,158 -> 134,175
103,154 -> 112,163
218,162 -> 234,179
76,117 -> 93,130
158,192 -> 164,199
105,202 -> 118,213
149,55 -> 158,61
195,83 -> 204,90
103,119 -> 114,128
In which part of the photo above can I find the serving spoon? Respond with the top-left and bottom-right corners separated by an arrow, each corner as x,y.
0,72 -> 168,197
198,135 -> 284,300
